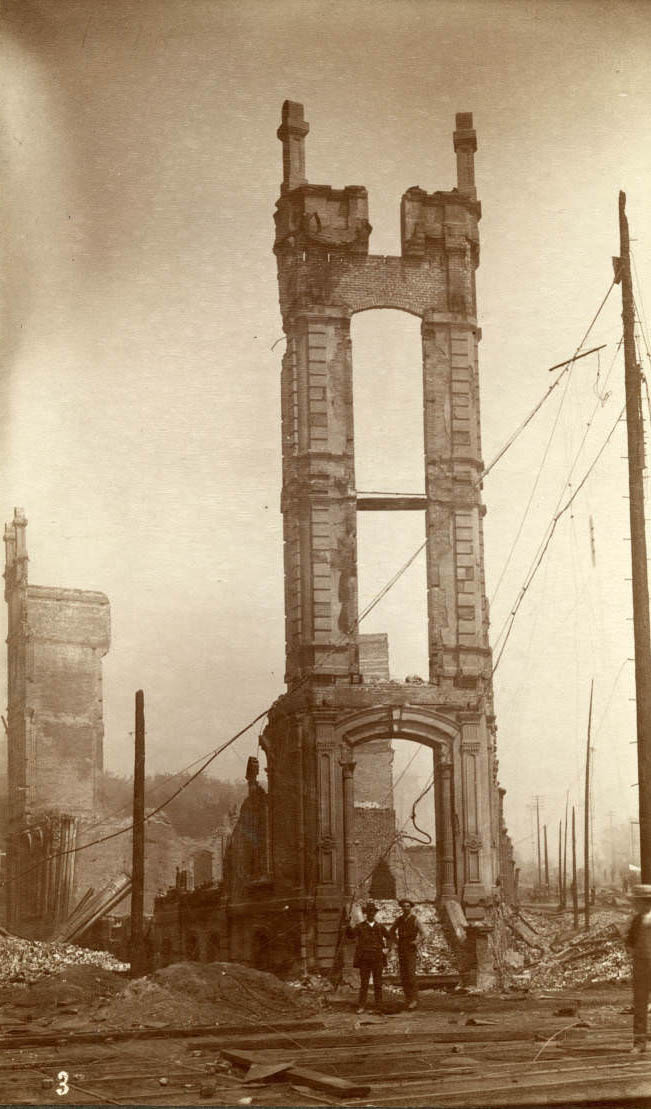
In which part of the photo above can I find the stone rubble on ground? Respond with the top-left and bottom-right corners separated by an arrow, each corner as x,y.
0,934 -> 127,986
502,909 -> 632,991
373,900 -> 458,976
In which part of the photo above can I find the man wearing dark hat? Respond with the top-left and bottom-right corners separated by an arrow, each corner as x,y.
626,884 -> 651,1052
347,902 -> 388,1013
389,899 -> 425,1010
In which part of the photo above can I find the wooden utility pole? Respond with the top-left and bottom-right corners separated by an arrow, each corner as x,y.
558,819 -> 563,908
618,191 -> 651,886
572,805 -> 579,929
584,679 -> 593,931
536,797 -> 542,889
562,802 -> 568,909
544,824 -> 549,892
130,689 -> 146,977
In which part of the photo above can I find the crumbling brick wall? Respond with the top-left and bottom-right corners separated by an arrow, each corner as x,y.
4,509 -> 110,933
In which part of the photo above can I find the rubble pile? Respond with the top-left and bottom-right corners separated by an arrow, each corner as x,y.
500,908 -> 633,991
98,961 -> 319,1029
0,934 -> 127,986
373,901 -> 458,975
528,922 -> 630,989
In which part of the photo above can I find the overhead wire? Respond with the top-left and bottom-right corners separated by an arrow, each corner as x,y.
489,352 -> 574,606
490,283 -> 617,610
482,280 -> 615,481
492,337 -> 624,665
4,284 -> 621,890
492,404 -> 626,674
0,529 -> 433,891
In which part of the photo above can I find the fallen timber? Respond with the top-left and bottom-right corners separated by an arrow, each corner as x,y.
222,1047 -> 372,1099
0,1020 -> 650,1107
0,1017 -> 327,1050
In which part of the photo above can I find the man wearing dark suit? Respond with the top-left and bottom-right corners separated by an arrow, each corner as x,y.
389,899 -> 425,1010
626,883 -> 651,1052
347,901 -> 388,1013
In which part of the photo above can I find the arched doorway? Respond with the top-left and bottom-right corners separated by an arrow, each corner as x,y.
337,705 -> 459,903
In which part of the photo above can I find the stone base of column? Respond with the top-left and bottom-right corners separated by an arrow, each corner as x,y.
469,924 -> 496,990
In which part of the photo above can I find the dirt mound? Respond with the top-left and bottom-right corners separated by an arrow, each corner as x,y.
98,961 -> 319,1029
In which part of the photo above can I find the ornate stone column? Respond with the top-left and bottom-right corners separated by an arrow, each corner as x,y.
438,758 -> 456,898
340,752 -> 356,898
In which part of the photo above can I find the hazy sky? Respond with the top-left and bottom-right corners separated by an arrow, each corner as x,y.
2,0 -> 651,865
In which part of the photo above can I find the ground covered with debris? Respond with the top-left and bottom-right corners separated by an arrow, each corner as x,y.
502,906 -> 632,991
0,932 -> 127,986
373,900 -> 458,976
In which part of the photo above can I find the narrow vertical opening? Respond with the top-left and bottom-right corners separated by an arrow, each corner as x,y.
352,309 -> 428,679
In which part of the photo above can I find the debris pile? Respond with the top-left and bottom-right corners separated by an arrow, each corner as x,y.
373,901 -> 458,975
0,934 -> 127,986
528,922 -> 630,989
500,909 -> 633,991
97,961 -> 319,1028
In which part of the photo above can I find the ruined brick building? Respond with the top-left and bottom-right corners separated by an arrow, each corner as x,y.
3,508 -> 111,934
3,510 -> 219,939
216,102 -> 516,979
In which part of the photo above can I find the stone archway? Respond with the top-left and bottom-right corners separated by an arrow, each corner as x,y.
336,705 -> 459,903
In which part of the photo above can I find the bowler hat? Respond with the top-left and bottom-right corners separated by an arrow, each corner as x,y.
363,901 -> 378,915
398,898 -> 414,908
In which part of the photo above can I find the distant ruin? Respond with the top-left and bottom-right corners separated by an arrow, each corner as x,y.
4,508 -> 110,934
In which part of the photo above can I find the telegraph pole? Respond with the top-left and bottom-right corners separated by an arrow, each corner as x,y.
584,680 -> 593,931
535,797 -> 542,890
130,690 -> 146,977
562,801 -> 568,909
572,805 -> 579,929
558,820 -> 562,908
618,191 -> 651,885
544,824 -> 549,893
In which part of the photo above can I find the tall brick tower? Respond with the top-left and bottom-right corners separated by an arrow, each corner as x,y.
3,509 -> 111,934
226,104 -> 514,981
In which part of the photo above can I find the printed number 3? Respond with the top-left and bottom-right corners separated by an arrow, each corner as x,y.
56,1071 -> 69,1096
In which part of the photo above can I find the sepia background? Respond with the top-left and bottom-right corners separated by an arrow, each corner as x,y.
1,0 -> 651,865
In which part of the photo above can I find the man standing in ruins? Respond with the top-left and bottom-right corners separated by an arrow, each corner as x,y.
389,899 -> 425,1010
626,884 -> 651,1052
347,902 -> 388,1013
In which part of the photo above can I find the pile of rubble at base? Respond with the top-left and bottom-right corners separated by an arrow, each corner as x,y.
528,922 -> 630,989
502,908 -> 632,991
373,900 -> 458,976
0,933 -> 127,986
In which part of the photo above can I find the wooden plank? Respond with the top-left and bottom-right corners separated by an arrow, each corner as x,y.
288,1065 -> 371,1098
221,1048 -> 371,1099
245,1061 -> 295,1083
0,1018 -> 326,1051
